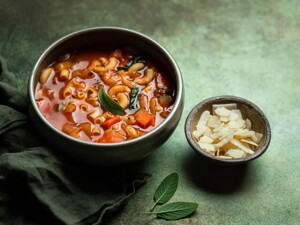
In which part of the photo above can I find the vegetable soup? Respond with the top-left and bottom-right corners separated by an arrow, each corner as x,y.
35,48 -> 175,143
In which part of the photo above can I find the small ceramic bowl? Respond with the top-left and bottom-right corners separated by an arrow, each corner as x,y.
28,27 -> 184,166
185,96 -> 271,165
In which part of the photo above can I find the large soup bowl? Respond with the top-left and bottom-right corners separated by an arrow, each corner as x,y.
28,27 -> 184,166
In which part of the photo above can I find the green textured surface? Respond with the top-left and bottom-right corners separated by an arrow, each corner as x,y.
1,0 -> 299,224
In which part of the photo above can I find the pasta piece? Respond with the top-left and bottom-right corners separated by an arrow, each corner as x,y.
134,68 -> 154,85
64,103 -> 76,113
116,93 -> 129,109
121,124 -> 138,138
108,85 -> 131,97
139,94 -> 149,111
122,115 -> 137,125
142,84 -> 153,93
93,57 -> 118,72
80,122 -> 91,137
87,109 -> 102,123
62,87 -> 72,98
99,57 -> 107,65
91,127 -> 101,136
72,70 -> 82,78
150,97 -> 158,115
55,60 -> 73,71
94,112 -> 114,125
39,68 -> 54,84
128,63 -> 145,73
79,104 -> 88,112
119,71 -> 135,88
62,78 -> 80,98
76,89 -> 86,100
59,69 -> 70,81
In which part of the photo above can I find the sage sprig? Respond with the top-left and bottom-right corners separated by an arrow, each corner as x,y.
148,173 -> 198,221
147,202 -> 198,220
151,173 -> 178,210
98,88 -> 125,115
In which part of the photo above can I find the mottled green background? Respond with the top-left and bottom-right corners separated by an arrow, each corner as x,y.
1,0 -> 299,224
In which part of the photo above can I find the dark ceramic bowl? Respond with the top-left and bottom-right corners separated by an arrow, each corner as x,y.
28,27 -> 183,166
185,96 -> 271,165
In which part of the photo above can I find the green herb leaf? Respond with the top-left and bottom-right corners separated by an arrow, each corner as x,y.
148,202 -> 198,220
151,173 -> 178,210
98,88 -> 125,115
129,88 -> 139,109
117,56 -> 145,71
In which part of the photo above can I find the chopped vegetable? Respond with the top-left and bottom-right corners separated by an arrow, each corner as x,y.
98,130 -> 126,143
135,109 -> 154,129
158,95 -> 173,107
101,115 -> 121,129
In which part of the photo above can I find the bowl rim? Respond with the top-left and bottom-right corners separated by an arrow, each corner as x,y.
28,26 -> 183,148
185,95 -> 271,163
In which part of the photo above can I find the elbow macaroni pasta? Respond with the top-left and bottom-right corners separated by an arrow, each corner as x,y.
35,48 -> 175,143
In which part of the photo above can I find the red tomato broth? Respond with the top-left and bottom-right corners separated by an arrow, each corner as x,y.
35,48 -> 175,143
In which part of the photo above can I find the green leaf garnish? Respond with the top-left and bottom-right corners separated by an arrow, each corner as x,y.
98,88 -> 125,115
129,88 -> 139,109
117,56 -> 146,71
151,173 -> 178,210
147,173 -> 198,221
147,202 -> 198,220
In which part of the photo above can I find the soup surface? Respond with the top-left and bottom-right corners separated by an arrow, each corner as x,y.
35,48 -> 175,143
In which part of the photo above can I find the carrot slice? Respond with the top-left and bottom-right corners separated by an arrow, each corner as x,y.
134,109 -> 154,129
98,130 -> 126,143
101,115 -> 121,129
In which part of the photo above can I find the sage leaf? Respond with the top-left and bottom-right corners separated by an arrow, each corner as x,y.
129,88 -> 139,109
151,173 -> 178,210
150,202 -> 198,220
98,88 -> 125,115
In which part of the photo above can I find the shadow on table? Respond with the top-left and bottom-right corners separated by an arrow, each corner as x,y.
182,149 -> 249,194
101,156 -> 151,225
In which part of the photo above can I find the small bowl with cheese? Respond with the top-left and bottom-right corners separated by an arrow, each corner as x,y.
185,96 -> 271,165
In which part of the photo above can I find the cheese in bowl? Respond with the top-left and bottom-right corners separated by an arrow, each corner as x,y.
192,103 -> 263,159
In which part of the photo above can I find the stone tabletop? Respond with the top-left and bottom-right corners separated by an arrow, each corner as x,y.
1,0 -> 299,224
